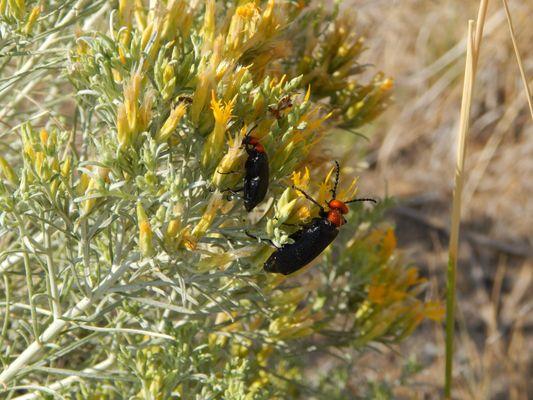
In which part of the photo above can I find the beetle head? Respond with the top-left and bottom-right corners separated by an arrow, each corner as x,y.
242,124 -> 265,153
242,136 -> 265,153
294,161 -> 376,228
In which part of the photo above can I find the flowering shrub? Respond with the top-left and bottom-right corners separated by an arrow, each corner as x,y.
0,1 -> 440,398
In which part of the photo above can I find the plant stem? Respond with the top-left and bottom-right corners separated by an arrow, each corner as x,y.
445,1 -> 490,394
501,0 -> 533,120
80,220 -> 93,292
16,218 -> 41,345
0,257 -> 138,385
0,275 -> 10,344
0,0 -> 90,120
44,223 -> 61,320
0,233 -> 44,274
445,20 -> 476,399
12,356 -> 116,400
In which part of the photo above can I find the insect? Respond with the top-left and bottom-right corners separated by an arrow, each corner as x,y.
221,125 -> 269,212
176,95 -> 193,104
268,95 -> 293,120
262,161 -> 376,275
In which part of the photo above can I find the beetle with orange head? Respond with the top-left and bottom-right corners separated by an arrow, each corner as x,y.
260,161 -> 376,275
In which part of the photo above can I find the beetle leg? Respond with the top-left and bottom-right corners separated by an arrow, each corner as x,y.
216,169 -> 239,175
221,187 -> 243,201
281,222 -> 303,228
245,230 -> 280,249
221,187 -> 243,194
272,217 -> 304,228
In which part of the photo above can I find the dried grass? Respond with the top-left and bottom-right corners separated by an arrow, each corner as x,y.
340,0 -> 532,397
445,17 -> 478,399
357,0 -> 532,239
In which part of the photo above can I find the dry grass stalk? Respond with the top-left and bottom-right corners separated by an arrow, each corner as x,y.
501,0 -> 533,120
445,19 -> 477,399
446,0 -> 531,395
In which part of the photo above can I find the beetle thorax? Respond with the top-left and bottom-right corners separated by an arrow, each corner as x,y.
326,200 -> 349,227
327,210 -> 345,227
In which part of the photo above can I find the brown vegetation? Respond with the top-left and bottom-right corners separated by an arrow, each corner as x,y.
335,1 -> 532,398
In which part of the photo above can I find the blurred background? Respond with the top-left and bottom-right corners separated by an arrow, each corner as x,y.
328,1 -> 532,398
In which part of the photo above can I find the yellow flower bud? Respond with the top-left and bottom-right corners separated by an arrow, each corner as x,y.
164,218 -> 182,250
112,68 -> 122,83
191,192 -> 223,240
381,78 -> 394,91
24,5 -> 40,35
137,203 -> 154,257
11,0 -> 25,19
163,64 -> 174,84
166,219 -> 180,238
118,0 -> 133,28
49,159 -> 60,193
82,178 -> 98,215
156,103 -> 186,143
39,128 -> 48,147
118,47 -> 127,65
422,301 -> 445,322
190,69 -> 210,125
201,0 -> 215,45
140,21 -> 161,64
116,104 -> 129,148
34,152 -> 45,178
140,22 -> 153,51
133,0 -> 146,30
274,188 -> 299,223
139,92 -> 153,132
380,228 -> 397,260
0,156 -> 18,185
77,172 -> 90,195
124,73 -> 141,133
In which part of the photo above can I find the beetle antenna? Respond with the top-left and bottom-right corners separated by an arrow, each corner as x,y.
292,185 -> 324,212
345,197 -> 377,204
330,160 -> 340,199
242,123 -> 259,147
244,123 -> 258,139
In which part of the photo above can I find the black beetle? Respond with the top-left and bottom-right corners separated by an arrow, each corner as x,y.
261,162 -> 376,275
221,126 -> 269,212
241,130 -> 269,211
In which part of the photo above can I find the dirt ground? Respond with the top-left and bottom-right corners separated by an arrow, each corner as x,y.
335,1 -> 532,398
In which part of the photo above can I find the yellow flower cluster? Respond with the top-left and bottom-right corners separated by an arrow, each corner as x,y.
117,73 -> 153,149
19,126 -> 74,198
0,0 -> 42,35
351,228 -> 444,346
